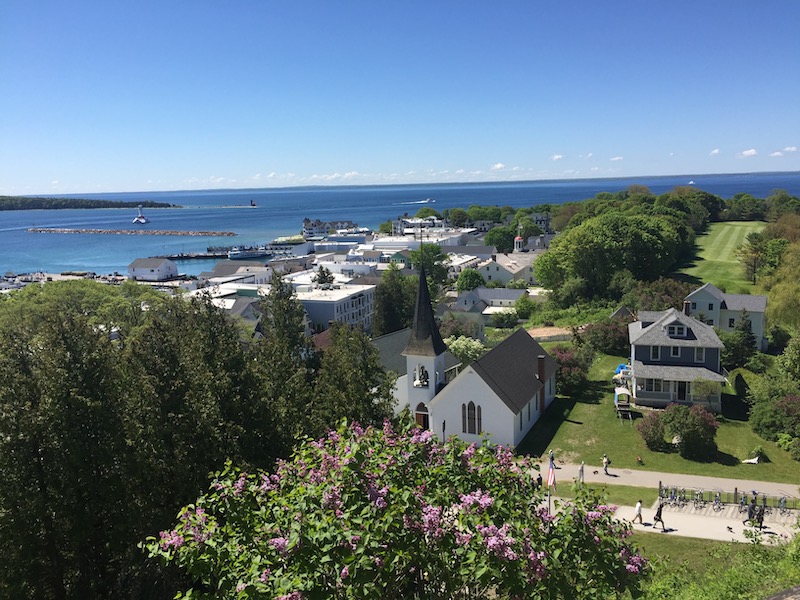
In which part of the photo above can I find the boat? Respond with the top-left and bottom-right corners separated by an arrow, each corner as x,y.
132,205 -> 150,224
250,199 -> 257,207
688,180 -> 695,185
227,246 -> 271,260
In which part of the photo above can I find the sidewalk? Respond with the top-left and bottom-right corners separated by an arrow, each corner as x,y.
544,462 -> 798,543
554,461 -> 799,498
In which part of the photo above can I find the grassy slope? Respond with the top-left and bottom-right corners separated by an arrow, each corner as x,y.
681,221 -> 765,293
517,353 -> 800,484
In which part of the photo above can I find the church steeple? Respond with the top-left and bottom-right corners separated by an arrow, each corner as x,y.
403,264 -> 447,357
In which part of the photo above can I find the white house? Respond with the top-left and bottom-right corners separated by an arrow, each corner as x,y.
684,283 -> 768,350
127,258 -> 178,281
393,266 -> 558,447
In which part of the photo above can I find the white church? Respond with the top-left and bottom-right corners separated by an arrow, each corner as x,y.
392,267 -> 558,447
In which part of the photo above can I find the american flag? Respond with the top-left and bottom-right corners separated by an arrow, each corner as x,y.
547,458 -> 556,491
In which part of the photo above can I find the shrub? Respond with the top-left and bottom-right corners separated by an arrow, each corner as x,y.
582,318 -> 630,356
514,294 -> 537,320
492,309 -> 519,328
146,418 -> 650,599
551,344 -> 595,395
660,404 -> 719,460
636,412 -> 666,451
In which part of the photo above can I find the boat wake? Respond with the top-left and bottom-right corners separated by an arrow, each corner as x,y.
395,198 -> 435,205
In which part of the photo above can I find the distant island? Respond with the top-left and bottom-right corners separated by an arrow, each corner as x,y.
0,196 -> 178,210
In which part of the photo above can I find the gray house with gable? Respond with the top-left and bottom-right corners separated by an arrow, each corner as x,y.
628,308 -> 726,412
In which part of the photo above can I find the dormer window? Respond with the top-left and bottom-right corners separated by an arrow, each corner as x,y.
667,324 -> 686,337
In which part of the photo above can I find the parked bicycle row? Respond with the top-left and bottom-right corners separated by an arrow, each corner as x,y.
657,484 -> 796,515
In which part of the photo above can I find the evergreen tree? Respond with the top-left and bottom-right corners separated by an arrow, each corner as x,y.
372,264 -> 416,336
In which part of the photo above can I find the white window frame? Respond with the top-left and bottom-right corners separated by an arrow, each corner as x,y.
651,345 -> 660,361
695,347 -> 705,363
671,346 -> 680,358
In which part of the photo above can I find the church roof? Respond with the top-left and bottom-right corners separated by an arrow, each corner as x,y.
402,265 -> 447,357
470,328 -> 559,414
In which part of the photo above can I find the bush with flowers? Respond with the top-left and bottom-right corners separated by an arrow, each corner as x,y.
146,417 -> 648,598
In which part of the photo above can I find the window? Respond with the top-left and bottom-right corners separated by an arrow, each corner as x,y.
728,318 -> 735,328
651,346 -> 660,361
466,401 -> 477,434
691,302 -> 696,310
415,403 -> 429,429
671,346 -> 680,358
644,379 -> 663,392
695,347 -> 705,363
706,319 -> 714,326
708,303 -> 714,311
667,324 -> 686,337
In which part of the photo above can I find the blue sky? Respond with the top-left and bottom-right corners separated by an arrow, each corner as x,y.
2,1 -> 799,195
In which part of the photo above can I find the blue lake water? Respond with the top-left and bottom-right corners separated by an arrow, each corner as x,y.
2,172 -> 798,276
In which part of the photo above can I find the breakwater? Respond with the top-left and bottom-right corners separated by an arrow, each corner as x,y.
27,228 -> 236,237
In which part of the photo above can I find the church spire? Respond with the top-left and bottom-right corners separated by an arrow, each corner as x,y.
403,264 -> 447,357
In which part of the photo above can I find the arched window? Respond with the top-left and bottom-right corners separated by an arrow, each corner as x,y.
461,403 -> 467,433
415,402 -> 429,430
477,405 -> 482,435
467,401 -> 476,434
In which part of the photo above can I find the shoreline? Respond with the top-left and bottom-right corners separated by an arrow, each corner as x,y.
27,227 -> 236,237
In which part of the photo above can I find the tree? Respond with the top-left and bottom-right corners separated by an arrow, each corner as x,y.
415,207 -> 440,219
313,265 -> 335,285
444,335 -> 487,364
449,207 -> 469,227
514,293 -> 537,320
484,226 -> 515,253
719,311 -> 757,370
372,265 -> 416,336
455,268 -> 484,292
146,418 -> 649,599
408,243 -> 450,289
736,232 -> 766,284
308,323 -> 396,439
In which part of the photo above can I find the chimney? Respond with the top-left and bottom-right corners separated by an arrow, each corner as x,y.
537,354 -> 546,382
683,300 -> 691,316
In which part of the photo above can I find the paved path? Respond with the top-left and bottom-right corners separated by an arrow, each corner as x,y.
554,461 -> 799,498
543,462 -> 798,544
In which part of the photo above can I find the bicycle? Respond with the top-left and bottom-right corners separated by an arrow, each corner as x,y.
779,496 -> 790,516
761,494 -> 771,516
739,495 -> 748,513
712,491 -> 724,512
694,489 -> 706,510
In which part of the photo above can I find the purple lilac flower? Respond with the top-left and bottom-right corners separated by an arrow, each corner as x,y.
340,566 -> 349,579
158,529 -> 185,550
270,536 -> 289,556
420,503 -> 444,539
259,569 -> 271,582
458,489 -> 494,512
232,472 -> 248,496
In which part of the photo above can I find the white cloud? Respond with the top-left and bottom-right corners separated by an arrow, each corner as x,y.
738,148 -> 758,158
586,152 -> 593,159
455,169 -> 465,174
710,148 -> 720,156
490,163 -> 505,171
770,151 -> 784,157
785,146 -> 798,152
551,154 -> 565,161
590,167 -> 600,172
610,156 -> 623,161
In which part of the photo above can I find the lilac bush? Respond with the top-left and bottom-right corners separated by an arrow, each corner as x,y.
146,418 -> 648,598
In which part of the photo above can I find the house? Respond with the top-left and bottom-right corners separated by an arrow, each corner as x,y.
477,250 -> 543,286
628,308 -> 727,412
684,283 -> 768,350
127,258 -> 178,281
392,266 -> 558,446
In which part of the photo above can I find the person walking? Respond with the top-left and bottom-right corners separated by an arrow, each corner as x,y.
756,505 -> 765,530
633,499 -> 643,524
653,501 -> 665,530
548,449 -> 555,467
578,461 -> 585,484
602,454 -> 610,475
743,498 -> 756,526
536,473 -> 542,490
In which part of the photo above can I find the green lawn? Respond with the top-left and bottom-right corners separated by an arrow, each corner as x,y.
517,353 -> 800,485
681,221 -> 765,293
